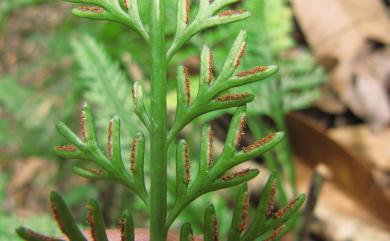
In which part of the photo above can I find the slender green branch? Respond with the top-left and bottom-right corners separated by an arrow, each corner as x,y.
149,0 -> 168,240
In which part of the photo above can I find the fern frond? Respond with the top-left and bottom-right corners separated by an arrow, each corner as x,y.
0,76 -> 76,154
72,35 -> 142,142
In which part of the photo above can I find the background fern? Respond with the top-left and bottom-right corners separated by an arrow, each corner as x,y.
71,36 -> 141,142
0,76 -> 77,156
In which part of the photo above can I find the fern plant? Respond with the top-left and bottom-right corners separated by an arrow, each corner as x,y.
17,0 -> 305,241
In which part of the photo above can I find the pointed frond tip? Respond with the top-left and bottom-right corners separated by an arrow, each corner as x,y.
50,192 -> 87,241
118,210 -> 134,241
180,223 -> 194,241
227,184 -> 248,241
86,199 -> 109,241
204,204 -> 220,241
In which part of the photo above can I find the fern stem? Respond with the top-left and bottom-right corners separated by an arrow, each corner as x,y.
149,0 -> 168,240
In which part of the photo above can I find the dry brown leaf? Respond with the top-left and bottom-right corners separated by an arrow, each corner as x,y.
328,125 -> 390,197
292,0 -> 390,127
296,160 -> 390,240
286,112 -> 390,228
328,125 -> 390,171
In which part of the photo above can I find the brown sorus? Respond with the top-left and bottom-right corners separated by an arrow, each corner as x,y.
50,202 -> 66,235
208,128 -> 214,167
235,42 -> 247,67
185,0 -> 190,24
208,49 -> 214,84
242,133 -> 275,153
267,179 -> 278,216
130,138 -> 137,171
216,93 -> 249,102
240,192 -> 249,232
56,145 -> 77,152
108,120 -> 113,159
236,114 -> 247,147
184,66 -> 191,105
274,198 -> 299,218
213,215 -> 219,241
78,5 -> 104,13
236,66 -> 268,77
221,168 -> 251,181
90,168 -> 105,176
80,111 -> 87,141
184,143 -> 191,184
218,9 -> 246,17
86,205 -> 98,241
265,225 -> 285,241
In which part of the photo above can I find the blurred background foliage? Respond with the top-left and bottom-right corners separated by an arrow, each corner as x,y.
0,0 -> 326,239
